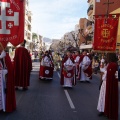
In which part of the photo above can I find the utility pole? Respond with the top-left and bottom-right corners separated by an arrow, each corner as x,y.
103,0 -> 114,16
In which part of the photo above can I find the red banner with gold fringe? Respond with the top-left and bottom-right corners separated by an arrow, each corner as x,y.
93,15 -> 119,52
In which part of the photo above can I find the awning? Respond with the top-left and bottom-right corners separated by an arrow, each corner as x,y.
80,44 -> 93,49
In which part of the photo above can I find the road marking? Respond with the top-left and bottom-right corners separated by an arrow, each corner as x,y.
58,72 -> 75,110
64,90 -> 75,109
57,72 -> 61,78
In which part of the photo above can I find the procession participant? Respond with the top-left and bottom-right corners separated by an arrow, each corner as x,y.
100,55 -> 105,68
40,51 -> 54,67
14,40 -> 32,90
104,53 -> 118,120
48,50 -> 54,66
72,51 -> 76,60
60,50 -> 76,87
53,52 -> 62,71
39,51 -> 44,62
74,51 -> 80,79
97,61 -> 107,116
0,42 -> 16,112
39,51 -> 54,79
79,50 -> 92,82
93,59 -> 99,74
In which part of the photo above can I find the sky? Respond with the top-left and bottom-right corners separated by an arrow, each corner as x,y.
29,0 -> 88,39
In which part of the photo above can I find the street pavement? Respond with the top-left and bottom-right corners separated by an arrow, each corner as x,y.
0,61 -> 120,120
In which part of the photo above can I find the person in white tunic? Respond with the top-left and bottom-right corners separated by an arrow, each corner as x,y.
41,51 -> 53,67
97,63 -> 107,116
79,50 -> 91,82
0,43 -> 8,112
60,51 -> 76,87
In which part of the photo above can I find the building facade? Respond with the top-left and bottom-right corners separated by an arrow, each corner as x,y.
95,0 -> 120,15
79,18 -> 87,44
24,0 -> 32,51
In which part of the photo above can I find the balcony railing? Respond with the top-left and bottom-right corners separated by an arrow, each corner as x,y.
87,5 -> 93,14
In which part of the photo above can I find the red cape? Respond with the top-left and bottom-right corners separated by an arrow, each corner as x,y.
14,47 -> 32,87
60,56 -> 76,85
5,53 -> 16,112
104,62 -> 118,120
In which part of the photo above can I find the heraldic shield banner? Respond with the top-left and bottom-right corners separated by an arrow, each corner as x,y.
93,15 -> 119,52
0,0 -> 25,46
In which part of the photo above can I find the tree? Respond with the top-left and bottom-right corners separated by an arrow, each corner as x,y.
70,32 -> 79,51
32,33 -> 38,40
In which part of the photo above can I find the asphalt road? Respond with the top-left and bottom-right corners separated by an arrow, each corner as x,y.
0,61 -> 120,120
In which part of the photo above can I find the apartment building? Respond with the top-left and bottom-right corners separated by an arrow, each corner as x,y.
79,17 -> 93,50
79,18 -> 88,44
74,24 -> 80,46
24,0 -> 32,51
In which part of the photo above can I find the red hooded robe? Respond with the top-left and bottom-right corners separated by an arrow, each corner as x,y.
14,47 -> 32,87
5,53 -> 16,112
104,62 -> 118,120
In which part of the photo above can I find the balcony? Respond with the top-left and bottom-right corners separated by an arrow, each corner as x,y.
28,16 -> 32,23
87,5 -> 93,16
28,25 -> 31,31
86,20 -> 92,30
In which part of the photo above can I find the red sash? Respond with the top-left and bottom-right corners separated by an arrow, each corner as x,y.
84,65 -> 92,79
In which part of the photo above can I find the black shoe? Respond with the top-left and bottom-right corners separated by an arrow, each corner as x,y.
15,87 -> 18,90
80,81 -> 84,83
98,112 -> 104,116
86,81 -> 90,83
23,87 -> 28,90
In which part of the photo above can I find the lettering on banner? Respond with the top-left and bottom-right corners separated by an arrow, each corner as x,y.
10,0 -> 20,10
101,24 -> 113,29
101,37 -> 114,43
0,1 -> 19,35
97,46 -> 114,50
0,35 -> 17,41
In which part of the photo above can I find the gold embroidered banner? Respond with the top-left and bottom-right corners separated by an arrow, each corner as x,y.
93,16 -> 119,52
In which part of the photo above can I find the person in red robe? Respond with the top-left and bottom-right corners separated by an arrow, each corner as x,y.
5,53 -> 16,112
72,51 -> 76,60
39,51 -> 54,80
104,53 -> 118,120
78,50 -> 92,82
0,42 -> 16,112
14,41 -> 32,90
60,51 -> 76,87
